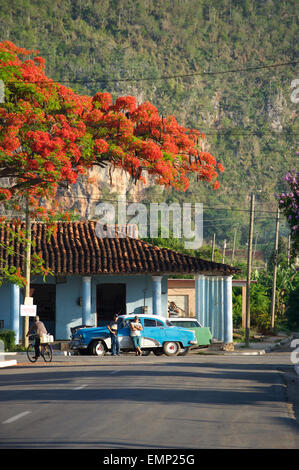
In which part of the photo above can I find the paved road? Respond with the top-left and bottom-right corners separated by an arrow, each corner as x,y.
0,353 -> 298,450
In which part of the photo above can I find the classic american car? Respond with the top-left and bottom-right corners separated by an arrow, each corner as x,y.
169,318 -> 212,346
69,314 -> 198,356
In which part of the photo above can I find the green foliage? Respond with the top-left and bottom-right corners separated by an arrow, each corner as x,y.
286,281 -> 299,330
0,329 -> 15,351
232,287 -> 242,328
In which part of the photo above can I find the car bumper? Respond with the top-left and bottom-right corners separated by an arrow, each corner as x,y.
69,339 -> 87,350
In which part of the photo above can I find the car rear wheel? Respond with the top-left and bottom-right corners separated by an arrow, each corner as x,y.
163,341 -> 180,356
90,340 -> 106,356
142,350 -> 151,356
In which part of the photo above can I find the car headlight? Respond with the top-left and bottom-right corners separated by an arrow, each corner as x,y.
189,340 -> 198,345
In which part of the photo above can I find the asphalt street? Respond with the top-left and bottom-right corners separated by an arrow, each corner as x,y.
0,353 -> 298,450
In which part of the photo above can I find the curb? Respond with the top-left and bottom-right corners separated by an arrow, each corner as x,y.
1,351 -> 68,356
198,349 -> 266,356
265,334 -> 294,352
0,360 -> 17,368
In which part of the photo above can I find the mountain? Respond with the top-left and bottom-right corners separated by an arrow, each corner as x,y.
1,0 -> 298,253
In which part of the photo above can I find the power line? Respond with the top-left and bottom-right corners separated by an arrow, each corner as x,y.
60,60 -> 299,83
46,194 -> 282,214
4,60 -> 298,86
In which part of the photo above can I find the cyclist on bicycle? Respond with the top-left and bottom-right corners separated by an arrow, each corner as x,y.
26,316 -> 47,360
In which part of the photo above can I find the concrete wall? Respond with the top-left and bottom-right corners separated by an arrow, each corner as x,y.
168,279 -> 196,316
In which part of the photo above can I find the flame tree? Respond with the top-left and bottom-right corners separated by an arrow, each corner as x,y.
0,40 -> 224,208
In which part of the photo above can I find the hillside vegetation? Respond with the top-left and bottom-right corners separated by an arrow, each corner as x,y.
0,0 -> 298,257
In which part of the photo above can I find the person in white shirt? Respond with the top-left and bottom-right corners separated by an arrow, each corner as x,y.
130,316 -> 143,356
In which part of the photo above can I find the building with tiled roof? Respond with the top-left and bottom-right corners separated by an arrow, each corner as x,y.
1,221 -> 240,344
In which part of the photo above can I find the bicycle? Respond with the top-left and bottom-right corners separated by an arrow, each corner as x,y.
27,335 -> 53,363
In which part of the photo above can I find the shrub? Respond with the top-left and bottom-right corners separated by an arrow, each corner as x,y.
0,329 -> 15,351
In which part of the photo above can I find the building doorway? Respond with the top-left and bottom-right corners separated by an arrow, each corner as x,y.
97,283 -> 126,325
29,284 -> 56,335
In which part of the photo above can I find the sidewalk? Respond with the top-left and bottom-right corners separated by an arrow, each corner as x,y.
195,332 -> 299,363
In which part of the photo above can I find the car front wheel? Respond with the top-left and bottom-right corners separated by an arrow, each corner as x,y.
90,340 -> 106,356
163,341 -> 180,356
178,347 -> 190,356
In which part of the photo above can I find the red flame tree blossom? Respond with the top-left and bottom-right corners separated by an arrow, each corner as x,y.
0,41 -> 224,206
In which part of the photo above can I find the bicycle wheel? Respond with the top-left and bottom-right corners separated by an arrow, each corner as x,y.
27,342 -> 38,363
41,343 -> 53,362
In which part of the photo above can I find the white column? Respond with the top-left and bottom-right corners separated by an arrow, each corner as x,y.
82,276 -> 92,325
217,277 -> 225,342
213,277 -> 219,340
10,283 -> 20,344
223,276 -> 233,344
195,275 -> 205,325
209,277 -> 217,338
204,276 -> 210,328
152,276 -> 162,315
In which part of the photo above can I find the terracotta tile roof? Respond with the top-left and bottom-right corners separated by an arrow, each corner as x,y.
0,221 -> 240,276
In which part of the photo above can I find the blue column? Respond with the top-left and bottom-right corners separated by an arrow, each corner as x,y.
10,283 -> 20,344
209,278 -> 216,338
152,276 -> 162,315
195,275 -> 205,325
82,276 -> 92,325
223,276 -> 233,344
204,276 -> 210,328
213,277 -> 219,340
217,277 -> 224,342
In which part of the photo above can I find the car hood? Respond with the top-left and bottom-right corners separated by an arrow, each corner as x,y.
74,326 -> 108,337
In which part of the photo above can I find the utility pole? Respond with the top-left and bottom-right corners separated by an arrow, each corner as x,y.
211,233 -> 216,261
270,208 -> 280,330
252,232 -> 259,270
231,228 -> 237,264
222,239 -> 226,264
23,197 -> 31,348
245,193 -> 255,347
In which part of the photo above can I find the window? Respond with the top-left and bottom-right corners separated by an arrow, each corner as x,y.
144,319 -> 166,327
171,320 -> 201,328
144,319 -> 157,327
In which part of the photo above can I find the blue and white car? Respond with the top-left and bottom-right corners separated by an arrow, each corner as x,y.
69,314 -> 198,356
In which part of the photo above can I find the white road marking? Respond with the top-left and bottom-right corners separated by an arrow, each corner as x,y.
110,370 -> 120,374
73,384 -> 88,390
3,411 -> 31,424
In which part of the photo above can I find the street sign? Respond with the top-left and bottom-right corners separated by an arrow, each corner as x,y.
24,297 -> 34,305
20,305 -> 37,317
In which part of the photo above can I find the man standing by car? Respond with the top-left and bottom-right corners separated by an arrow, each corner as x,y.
26,315 -> 47,360
108,314 -> 120,356
130,316 -> 143,356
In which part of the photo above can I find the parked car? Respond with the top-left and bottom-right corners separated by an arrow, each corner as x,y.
169,318 -> 212,353
69,314 -> 198,356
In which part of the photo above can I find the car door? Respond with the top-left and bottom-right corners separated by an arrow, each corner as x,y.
142,318 -> 166,348
117,318 -> 132,348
